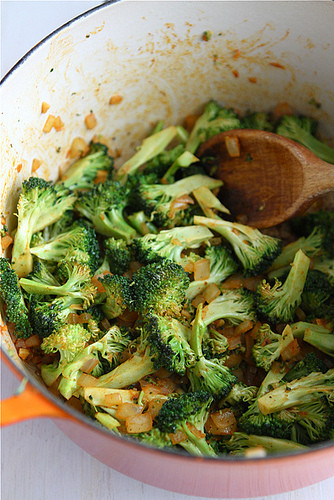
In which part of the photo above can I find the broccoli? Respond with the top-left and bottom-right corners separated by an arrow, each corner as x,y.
75,179 -> 136,243
269,226 -> 327,273
116,126 -> 178,182
291,321 -> 334,357
127,211 -> 158,236
312,256 -> 334,285
133,428 -> 173,449
257,369 -> 334,415
161,151 -> 200,184
11,177 -> 76,277
58,326 -> 132,399
202,288 -> 256,327
225,432 -> 307,455
30,220 -> 100,273
187,304 -> 237,398
194,216 -> 282,276
276,115 -> 334,164
192,185 -> 230,219
242,112 -> 274,131
252,324 -> 295,372
186,101 -> 241,153
104,238 -> 131,275
132,225 -> 213,266
284,352 -> 328,382
289,398 -> 334,444
202,328 -> 230,360
256,249 -> 310,323
223,382 -> 258,406
60,142 -> 114,190
290,211 -> 334,254
0,257 -> 32,338
131,260 -> 190,316
97,274 -> 132,319
186,245 -> 239,301
40,323 -> 92,386
142,314 -> 195,375
301,270 -> 333,314
155,391 -> 217,456
41,210 -> 75,242
144,144 -> 185,180
133,174 -> 222,228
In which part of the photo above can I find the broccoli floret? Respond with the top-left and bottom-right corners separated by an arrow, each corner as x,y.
289,399 -> 334,444
58,326 -> 131,399
202,328 -> 230,360
155,391 -> 217,456
284,352 -> 328,382
30,220 -> 100,273
11,177 -> 76,277
127,211 -> 158,236
144,144 -> 185,180
257,369 -> 334,415
186,245 -> 239,301
116,126 -> 178,182
75,179 -> 136,243
301,270 -> 333,314
202,288 -> 256,327
104,238 -> 131,275
142,314 -> 195,375
256,249 -> 310,323
224,382 -> 258,406
194,216 -> 282,276
40,323 -> 92,386
60,142 -> 113,190
41,210 -> 75,242
132,428 -> 173,449
133,175 -> 222,228
132,225 -> 213,266
186,101 -> 241,153
269,226 -> 327,272
252,324 -> 295,372
131,260 -> 190,316
187,304 -> 237,398
276,115 -> 334,164
161,151 -> 200,184
225,432 -> 307,455
97,274 -> 132,319
291,321 -> 334,357
242,112 -> 274,131
312,256 -> 334,285
0,257 -> 32,338
192,185 -> 230,219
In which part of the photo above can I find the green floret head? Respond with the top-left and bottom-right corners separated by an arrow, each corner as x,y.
11,177 -> 76,278
75,179 -> 136,243
276,115 -> 334,164
252,324 -> 294,372
284,352 -> 328,383
143,144 -> 185,179
186,100 -> 242,153
133,428 -> 172,449
194,216 -> 282,276
104,238 -> 131,275
242,111 -> 274,131
237,401 -> 293,439
224,382 -> 258,406
256,249 -> 310,323
30,220 -> 100,273
290,399 -> 334,444
225,432 -> 307,455
142,314 -> 195,375
98,274 -> 132,319
131,260 -> 190,316
301,270 -> 334,314
61,142 -> 114,190
0,257 -> 32,338
290,212 -> 334,257
202,288 -> 256,327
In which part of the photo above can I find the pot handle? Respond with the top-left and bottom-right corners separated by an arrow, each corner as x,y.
1,381 -> 72,427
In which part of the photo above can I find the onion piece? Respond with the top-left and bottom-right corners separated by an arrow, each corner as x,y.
193,258 -> 210,281
77,373 -> 99,388
202,283 -> 221,303
115,402 -> 143,420
225,136 -> 240,157
210,409 -> 237,435
126,412 -> 153,434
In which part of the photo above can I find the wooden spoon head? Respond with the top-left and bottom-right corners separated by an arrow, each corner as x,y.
198,129 -> 312,228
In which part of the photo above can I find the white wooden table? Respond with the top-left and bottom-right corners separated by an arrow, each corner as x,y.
1,2 -> 333,499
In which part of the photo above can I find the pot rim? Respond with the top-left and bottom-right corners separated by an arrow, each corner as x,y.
1,0 -> 334,465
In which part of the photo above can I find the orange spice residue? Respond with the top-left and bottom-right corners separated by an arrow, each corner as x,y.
85,113 -> 97,130
32,159 -> 41,172
232,69 -> 239,78
41,101 -> 50,113
109,94 -> 123,105
248,77 -> 257,84
269,62 -> 286,69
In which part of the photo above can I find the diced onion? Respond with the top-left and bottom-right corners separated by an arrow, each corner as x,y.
224,353 -> 242,368
191,295 -> 206,308
66,137 -> 88,159
81,358 -> 100,374
85,112 -> 97,129
115,402 -> 143,420
91,276 -> 106,293
169,429 -> 187,445
125,412 -> 153,434
193,259 -> 210,281
228,335 -> 242,350
18,348 -> 30,360
147,398 -> 166,419
25,334 -> 41,348
235,320 -> 254,336
225,136 -> 240,157
1,234 -> 13,250
202,283 -> 221,303
210,409 -> 237,435
183,260 -> 194,273
280,339 -> 301,361
67,312 -> 79,324
77,373 -> 99,388
76,313 -> 92,324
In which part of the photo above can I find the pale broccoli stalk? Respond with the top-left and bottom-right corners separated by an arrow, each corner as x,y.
192,185 -> 230,218
116,126 -> 178,182
257,369 -> 334,415
40,324 -> 92,387
252,324 -> 295,371
225,432 -> 307,455
291,321 -> 334,358
161,151 -> 200,184
202,288 -> 256,327
194,216 -> 281,276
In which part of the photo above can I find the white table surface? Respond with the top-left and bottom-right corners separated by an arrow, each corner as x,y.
1,2 -> 333,500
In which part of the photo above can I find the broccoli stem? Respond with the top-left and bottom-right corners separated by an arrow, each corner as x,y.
292,322 -> 334,357
161,151 -> 199,183
227,432 -> 308,455
181,422 -> 217,457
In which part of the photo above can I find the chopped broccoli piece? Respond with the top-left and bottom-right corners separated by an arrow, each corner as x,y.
0,257 -> 32,338
194,216 -> 282,276
75,179 -> 136,243
186,101 -> 241,153
256,249 -> 310,323
252,324 -> 295,371
291,321 -> 334,357
143,144 -> 185,180
301,270 -> 333,314
225,432 -> 307,455
202,288 -> 256,327
161,151 -> 200,184
276,115 -> 334,163
155,391 -> 217,456
284,352 -> 328,382
242,112 -> 274,131
142,314 -> 195,375
133,428 -> 173,449
192,185 -> 230,219
127,211 -> 158,236
188,304 -> 237,398
97,274 -> 132,319
224,382 -> 258,406
312,256 -> 334,285
131,260 -> 190,316
60,142 -> 114,190
289,398 -> 334,444
186,245 -> 239,300
104,238 -> 131,275
132,225 -> 213,265
11,177 -> 76,277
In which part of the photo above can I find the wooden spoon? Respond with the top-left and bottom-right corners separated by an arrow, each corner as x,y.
198,129 -> 334,228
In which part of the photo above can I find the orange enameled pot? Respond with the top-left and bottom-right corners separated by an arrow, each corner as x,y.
1,2 -> 334,497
